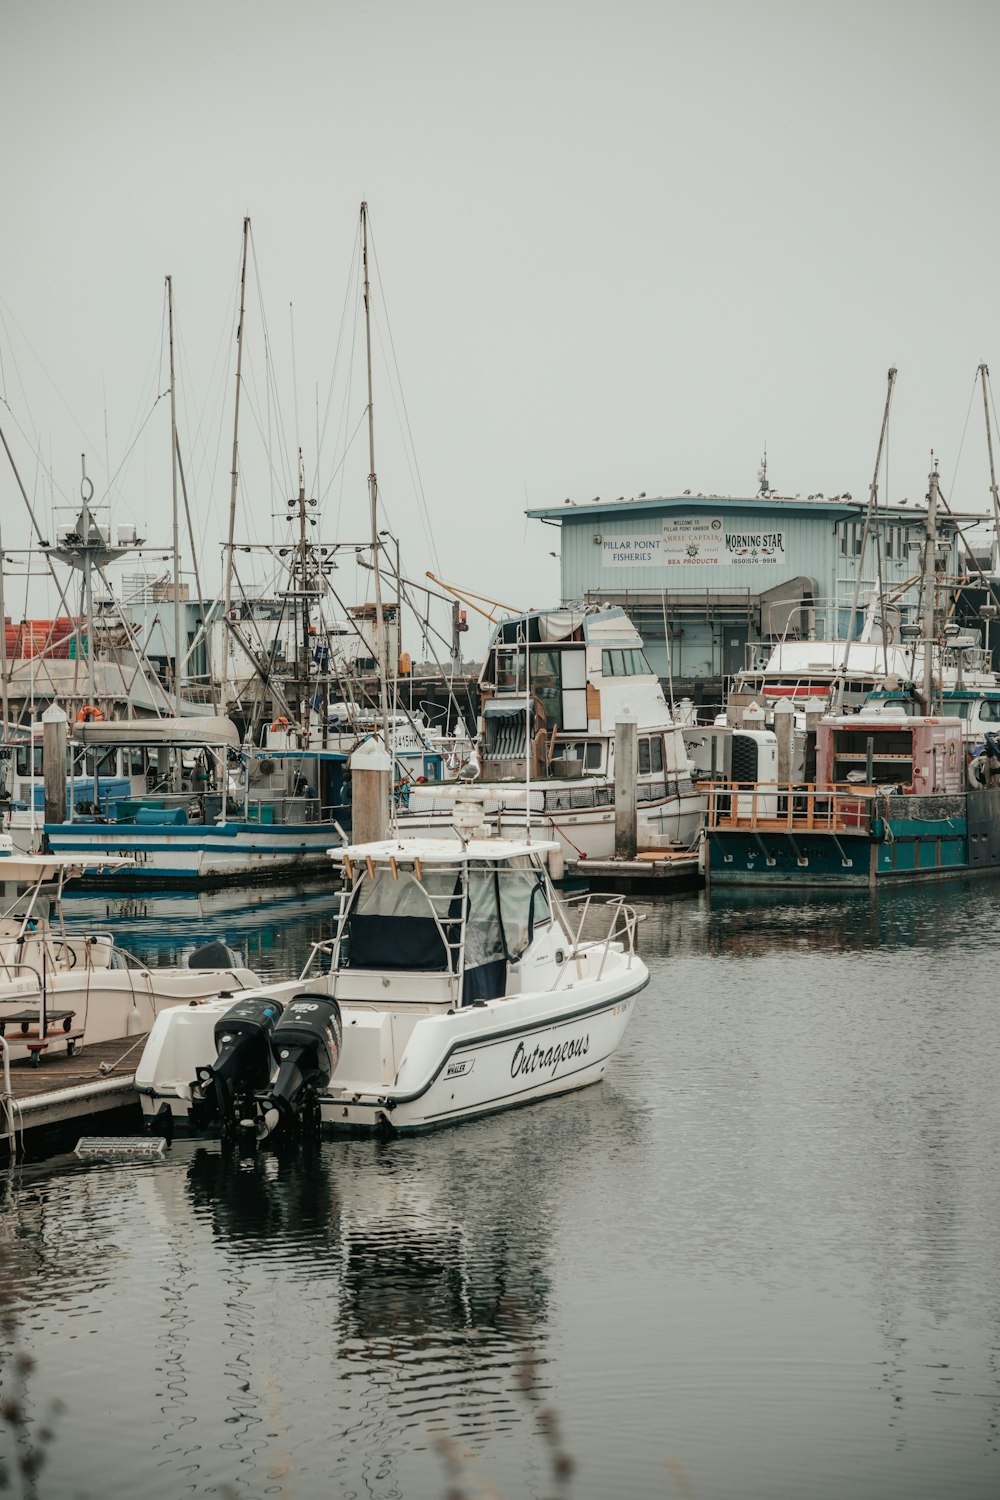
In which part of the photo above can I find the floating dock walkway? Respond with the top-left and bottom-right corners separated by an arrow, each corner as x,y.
1,1035 -> 145,1157
574,848 -> 702,893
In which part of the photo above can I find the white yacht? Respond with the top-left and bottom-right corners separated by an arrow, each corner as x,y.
135,797 -> 647,1141
400,606 -> 703,862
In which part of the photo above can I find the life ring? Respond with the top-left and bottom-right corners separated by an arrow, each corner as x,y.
270,716 -> 290,732
77,704 -> 104,723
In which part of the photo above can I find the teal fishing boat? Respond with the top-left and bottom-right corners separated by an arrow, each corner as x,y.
703,705 -> 1000,889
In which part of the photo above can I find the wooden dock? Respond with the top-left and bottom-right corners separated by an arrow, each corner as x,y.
1,1033 -> 146,1156
573,848 -> 702,893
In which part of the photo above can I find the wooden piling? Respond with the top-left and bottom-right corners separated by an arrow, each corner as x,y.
614,719 -> 638,860
42,702 -> 68,824
349,737 -> 391,844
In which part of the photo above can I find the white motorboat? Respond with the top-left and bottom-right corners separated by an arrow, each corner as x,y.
0,837 -> 260,1064
135,803 -> 647,1141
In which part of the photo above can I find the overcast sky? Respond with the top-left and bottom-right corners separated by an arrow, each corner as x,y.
3,0 -> 999,650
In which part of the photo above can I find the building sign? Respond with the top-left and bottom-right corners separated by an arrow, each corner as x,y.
662,516 -> 725,565
724,529 -> 785,565
601,537 -> 663,566
600,517 -> 787,568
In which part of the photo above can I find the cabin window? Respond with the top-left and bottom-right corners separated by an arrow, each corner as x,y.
940,701 -> 971,720
602,648 -> 651,677
559,740 -> 603,771
980,700 -> 1000,723
15,747 -> 44,778
491,646 -> 586,732
638,736 -> 664,775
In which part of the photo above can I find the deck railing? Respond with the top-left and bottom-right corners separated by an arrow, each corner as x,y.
705,782 -> 876,833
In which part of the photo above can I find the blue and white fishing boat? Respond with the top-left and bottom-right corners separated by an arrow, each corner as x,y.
41,715 -> 351,884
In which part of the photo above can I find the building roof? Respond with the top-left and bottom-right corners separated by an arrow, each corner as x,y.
527,494 -> 862,522
527,493 -> 989,525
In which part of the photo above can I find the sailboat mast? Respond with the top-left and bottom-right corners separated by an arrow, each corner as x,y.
361,202 -> 392,764
297,452 -> 310,741
979,364 -> 1000,572
167,275 -> 183,716
79,456 -> 98,709
923,459 -> 941,709
222,216 -> 251,711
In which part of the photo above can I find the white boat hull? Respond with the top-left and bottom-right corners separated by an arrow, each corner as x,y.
401,790 -> 704,864
0,965 -> 260,1064
136,956 -> 647,1135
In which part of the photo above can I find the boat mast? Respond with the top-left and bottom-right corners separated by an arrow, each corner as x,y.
167,275 -> 183,716
79,456 -> 99,709
922,458 -> 941,709
979,363 -> 1000,573
361,203 -> 393,772
221,216 -> 251,712
295,450 -> 311,742
837,366 -> 896,711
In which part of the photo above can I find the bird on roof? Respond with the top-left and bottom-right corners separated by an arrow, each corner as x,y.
592,496 -> 600,502
683,489 -> 691,495
639,491 -> 646,498
564,498 -> 572,505
616,495 -> 624,501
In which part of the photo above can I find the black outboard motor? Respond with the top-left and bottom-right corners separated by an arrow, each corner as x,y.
188,939 -> 242,970
256,994 -> 343,1143
190,996 -> 284,1133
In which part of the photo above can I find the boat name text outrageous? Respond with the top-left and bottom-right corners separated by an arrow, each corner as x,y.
511,1033 -> 590,1079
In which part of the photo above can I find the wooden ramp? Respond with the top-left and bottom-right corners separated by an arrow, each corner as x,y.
1,1033 -> 147,1157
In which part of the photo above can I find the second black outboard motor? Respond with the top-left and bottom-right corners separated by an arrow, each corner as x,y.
256,994 -> 343,1143
190,996 -> 284,1134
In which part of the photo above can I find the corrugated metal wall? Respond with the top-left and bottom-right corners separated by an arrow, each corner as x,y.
552,500 -> 937,693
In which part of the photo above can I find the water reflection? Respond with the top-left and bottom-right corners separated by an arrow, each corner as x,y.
61,878 -> 338,977
4,874 -> 1000,1497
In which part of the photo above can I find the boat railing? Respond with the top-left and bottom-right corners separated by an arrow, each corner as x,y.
0,960 -> 42,987
705,781 -> 876,833
558,892 -> 645,976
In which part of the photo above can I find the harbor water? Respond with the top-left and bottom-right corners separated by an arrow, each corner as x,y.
2,877 -> 1000,1498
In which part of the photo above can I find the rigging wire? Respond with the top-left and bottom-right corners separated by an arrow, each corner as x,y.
314,220 -> 362,500
367,216 -> 442,574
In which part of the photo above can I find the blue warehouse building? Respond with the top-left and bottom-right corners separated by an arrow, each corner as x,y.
528,490 -> 979,710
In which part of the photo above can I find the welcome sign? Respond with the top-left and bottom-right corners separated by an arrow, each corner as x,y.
662,516 -> 726,565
